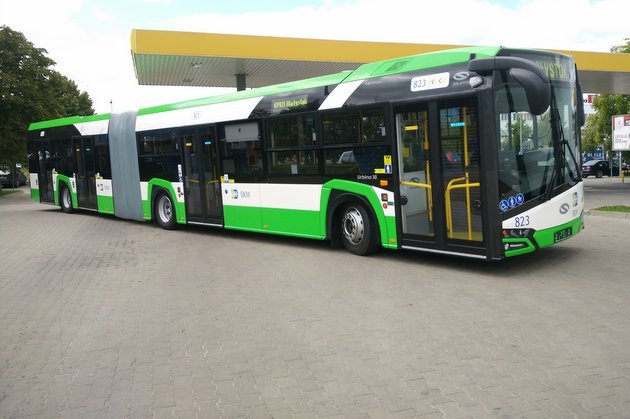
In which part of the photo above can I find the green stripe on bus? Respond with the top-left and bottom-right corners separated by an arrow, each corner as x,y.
97,195 -> 115,215
224,205 -> 325,239
503,238 -> 536,257
262,207 -> 324,238
28,113 -> 110,131
224,205 -> 261,231
532,215 -> 584,249
30,188 -> 39,202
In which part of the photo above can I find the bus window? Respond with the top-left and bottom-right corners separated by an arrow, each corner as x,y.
50,138 -> 75,176
95,135 -> 111,179
137,130 -> 180,182
220,139 -> 263,181
267,115 -> 319,176
323,110 -> 390,176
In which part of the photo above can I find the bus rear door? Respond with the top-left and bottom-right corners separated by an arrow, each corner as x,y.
73,137 -> 97,209
35,140 -> 54,204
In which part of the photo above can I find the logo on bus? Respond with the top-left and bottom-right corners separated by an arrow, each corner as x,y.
232,189 -> 238,199
453,72 -> 470,81
559,203 -> 570,214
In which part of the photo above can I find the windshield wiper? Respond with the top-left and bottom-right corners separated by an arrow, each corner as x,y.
543,95 -> 580,201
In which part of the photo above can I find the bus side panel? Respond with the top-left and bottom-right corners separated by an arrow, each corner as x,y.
260,208 -> 323,238
221,182 -> 262,231
96,179 -> 115,215
29,174 -> 40,202
221,183 -> 325,238
259,184 -> 324,239
141,181 -> 151,220
140,178 -> 186,223
322,180 -> 398,249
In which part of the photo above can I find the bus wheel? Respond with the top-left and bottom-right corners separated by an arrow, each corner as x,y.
60,184 -> 74,213
155,192 -> 176,230
339,203 -> 377,256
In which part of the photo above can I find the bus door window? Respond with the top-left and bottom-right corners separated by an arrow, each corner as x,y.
181,130 -> 201,217
439,103 -> 483,242
27,141 -> 38,188
83,137 -> 97,208
396,110 -> 434,237
42,142 -> 53,202
94,135 -> 111,179
37,141 -> 53,203
72,136 -> 97,209
199,128 -> 221,219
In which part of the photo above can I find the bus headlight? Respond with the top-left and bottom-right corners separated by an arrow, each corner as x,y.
502,228 -> 532,238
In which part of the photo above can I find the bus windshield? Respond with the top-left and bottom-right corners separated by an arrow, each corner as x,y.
496,82 -> 580,207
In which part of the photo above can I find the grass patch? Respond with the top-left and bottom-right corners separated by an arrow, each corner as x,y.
0,189 -> 20,197
594,205 -> 630,213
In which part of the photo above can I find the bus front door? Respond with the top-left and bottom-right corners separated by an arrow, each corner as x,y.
439,101 -> 484,248
396,100 -> 485,256
181,127 -> 223,225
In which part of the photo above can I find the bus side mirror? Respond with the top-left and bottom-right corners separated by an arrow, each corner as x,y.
468,57 -> 551,116
508,68 -> 551,115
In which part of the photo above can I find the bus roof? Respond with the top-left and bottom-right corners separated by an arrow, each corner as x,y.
29,45 -> 503,131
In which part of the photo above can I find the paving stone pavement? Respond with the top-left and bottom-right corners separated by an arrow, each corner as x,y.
1,187 -> 630,418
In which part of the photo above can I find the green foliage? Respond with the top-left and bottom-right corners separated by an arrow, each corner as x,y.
0,189 -> 21,197
582,39 -> 630,161
611,38 -> 630,54
594,205 -> 630,213
511,114 -> 533,153
0,26 -> 95,167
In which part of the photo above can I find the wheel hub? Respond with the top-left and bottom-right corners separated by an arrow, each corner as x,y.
63,188 -> 71,208
342,207 -> 364,245
158,196 -> 172,221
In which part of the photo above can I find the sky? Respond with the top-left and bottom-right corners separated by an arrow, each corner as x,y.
1,0 -> 628,115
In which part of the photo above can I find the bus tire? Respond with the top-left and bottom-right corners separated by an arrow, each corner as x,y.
339,202 -> 377,256
60,184 -> 74,213
154,192 -> 176,230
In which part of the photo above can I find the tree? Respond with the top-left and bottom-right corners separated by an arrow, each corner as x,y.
582,38 -> 630,161
0,26 -> 94,167
511,114 -> 533,153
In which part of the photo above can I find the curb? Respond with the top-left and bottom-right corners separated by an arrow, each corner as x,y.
585,209 -> 630,219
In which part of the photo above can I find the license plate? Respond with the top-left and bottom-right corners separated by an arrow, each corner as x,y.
554,227 -> 573,243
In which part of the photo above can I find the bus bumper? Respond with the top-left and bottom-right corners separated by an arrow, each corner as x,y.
503,213 -> 585,258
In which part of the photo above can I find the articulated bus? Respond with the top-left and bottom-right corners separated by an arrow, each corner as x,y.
27,46 -> 585,260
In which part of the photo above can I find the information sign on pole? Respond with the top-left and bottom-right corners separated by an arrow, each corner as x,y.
612,115 -> 630,151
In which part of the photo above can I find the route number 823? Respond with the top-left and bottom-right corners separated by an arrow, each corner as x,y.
514,215 -> 530,227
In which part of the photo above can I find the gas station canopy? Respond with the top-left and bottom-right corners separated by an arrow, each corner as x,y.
131,29 -> 630,94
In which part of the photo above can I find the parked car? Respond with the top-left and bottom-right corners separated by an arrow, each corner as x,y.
0,167 -> 27,187
581,160 -> 621,178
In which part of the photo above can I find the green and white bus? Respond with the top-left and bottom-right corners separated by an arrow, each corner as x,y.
27,46 -> 585,260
